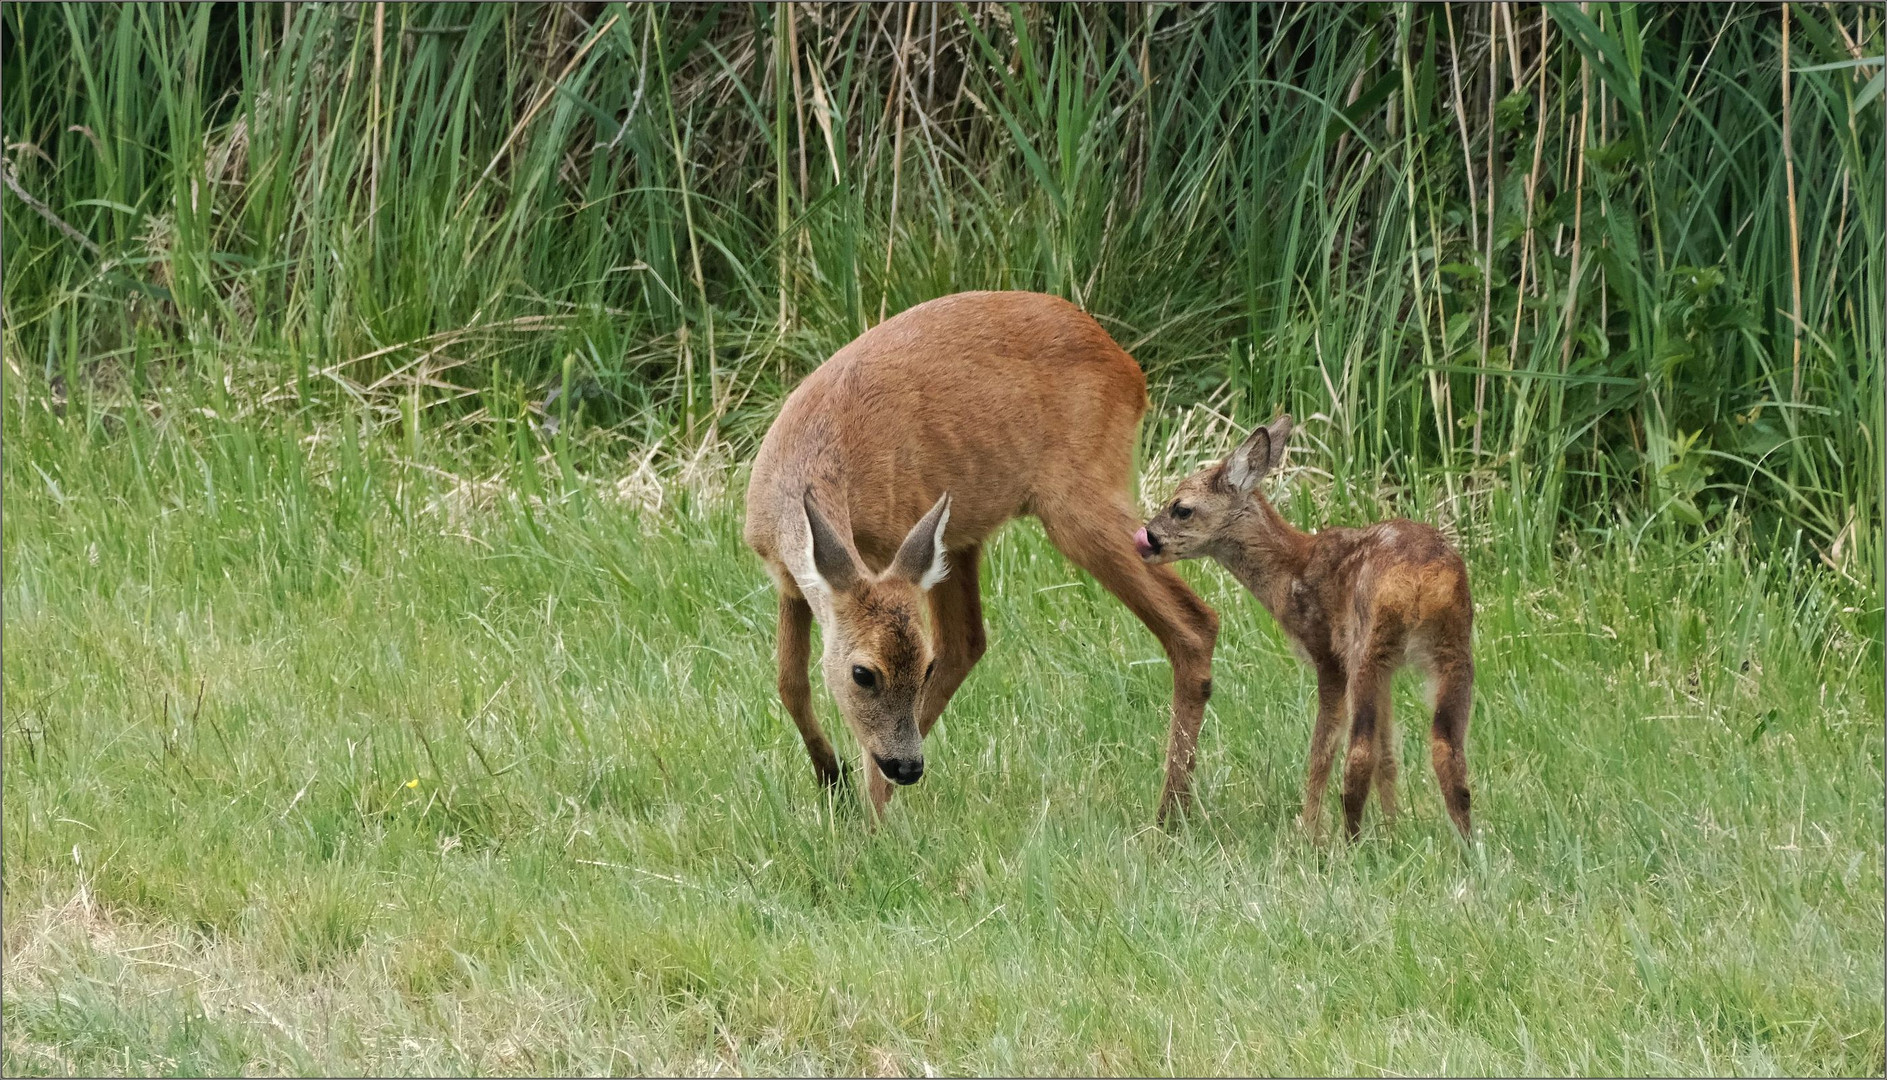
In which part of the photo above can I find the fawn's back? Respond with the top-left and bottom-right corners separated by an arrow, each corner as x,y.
1289,518 -> 1471,671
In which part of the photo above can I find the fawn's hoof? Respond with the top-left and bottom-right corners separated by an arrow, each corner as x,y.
1155,792 -> 1195,828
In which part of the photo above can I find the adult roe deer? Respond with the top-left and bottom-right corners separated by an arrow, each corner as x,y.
1135,416 -> 1475,841
744,291 -> 1220,820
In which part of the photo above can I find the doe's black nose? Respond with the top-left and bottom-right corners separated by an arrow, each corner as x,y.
873,754 -> 924,785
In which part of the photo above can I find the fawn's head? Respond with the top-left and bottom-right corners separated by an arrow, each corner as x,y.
1136,415 -> 1293,565
798,491 -> 951,786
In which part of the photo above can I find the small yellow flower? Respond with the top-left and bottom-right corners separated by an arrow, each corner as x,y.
406,778 -> 420,789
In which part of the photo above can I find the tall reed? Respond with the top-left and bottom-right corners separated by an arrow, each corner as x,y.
2,3 -> 1880,590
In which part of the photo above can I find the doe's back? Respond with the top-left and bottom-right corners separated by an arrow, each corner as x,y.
746,291 -> 1149,570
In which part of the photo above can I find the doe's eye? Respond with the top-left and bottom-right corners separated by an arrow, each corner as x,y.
1171,504 -> 1193,520
925,659 -> 936,681
851,665 -> 877,689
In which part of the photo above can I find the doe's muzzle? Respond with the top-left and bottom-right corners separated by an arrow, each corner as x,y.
872,754 -> 925,785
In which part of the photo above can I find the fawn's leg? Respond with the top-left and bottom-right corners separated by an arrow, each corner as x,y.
1040,499 -> 1219,825
1304,667 -> 1347,841
1373,674 -> 1399,824
1429,655 -> 1474,838
1342,661 -> 1391,841
777,592 -> 844,788
917,544 -> 987,738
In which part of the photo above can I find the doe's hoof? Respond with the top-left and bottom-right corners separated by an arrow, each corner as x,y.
816,758 -> 852,791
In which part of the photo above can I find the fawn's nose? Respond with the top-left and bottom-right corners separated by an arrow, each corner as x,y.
873,754 -> 925,785
1134,526 -> 1162,558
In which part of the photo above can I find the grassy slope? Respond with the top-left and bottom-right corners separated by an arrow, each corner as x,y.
2,401 -> 1880,1076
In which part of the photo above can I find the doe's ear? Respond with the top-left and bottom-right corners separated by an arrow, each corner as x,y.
1223,414 -> 1294,495
801,491 -> 864,594
889,492 -> 952,590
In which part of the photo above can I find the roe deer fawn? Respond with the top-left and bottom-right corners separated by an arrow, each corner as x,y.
1135,416 -> 1474,841
744,291 -> 1220,821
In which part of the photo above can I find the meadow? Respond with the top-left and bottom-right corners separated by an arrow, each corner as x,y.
3,380 -> 1882,1075
3,2 -> 1883,1075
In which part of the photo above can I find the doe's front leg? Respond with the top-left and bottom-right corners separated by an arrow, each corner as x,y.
863,751 -> 895,822
777,593 -> 845,788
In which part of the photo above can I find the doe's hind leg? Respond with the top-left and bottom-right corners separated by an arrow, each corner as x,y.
1037,496 -> 1218,825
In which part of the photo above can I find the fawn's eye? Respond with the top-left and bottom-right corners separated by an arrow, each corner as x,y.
852,665 -> 877,690
1171,503 -> 1193,520
925,659 -> 936,681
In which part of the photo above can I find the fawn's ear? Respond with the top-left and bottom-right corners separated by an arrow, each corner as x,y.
889,493 -> 952,591
801,491 -> 864,595
1224,414 -> 1293,495
1261,414 -> 1293,472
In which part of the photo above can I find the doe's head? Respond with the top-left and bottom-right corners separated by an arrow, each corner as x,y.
1136,415 -> 1293,564
798,491 -> 951,786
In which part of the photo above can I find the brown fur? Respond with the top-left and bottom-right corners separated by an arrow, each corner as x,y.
745,291 -> 1220,821
1137,416 -> 1475,841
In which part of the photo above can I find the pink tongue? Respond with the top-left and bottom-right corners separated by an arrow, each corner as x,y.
1132,527 -> 1154,557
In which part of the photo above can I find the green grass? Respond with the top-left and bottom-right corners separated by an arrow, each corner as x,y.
3,394 -> 1880,1076
4,2 -> 1883,1074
